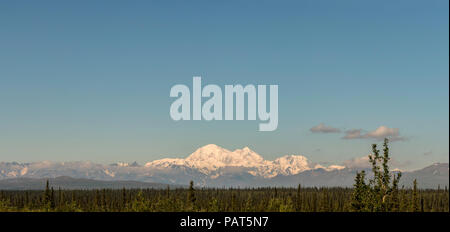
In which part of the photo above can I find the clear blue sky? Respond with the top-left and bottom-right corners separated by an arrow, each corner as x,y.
0,0 -> 448,170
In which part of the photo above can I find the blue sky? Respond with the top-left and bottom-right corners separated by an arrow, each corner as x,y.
0,0 -> 448,170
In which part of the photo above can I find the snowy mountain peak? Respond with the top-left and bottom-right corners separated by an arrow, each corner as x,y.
271,155 -> 311,176
193,144 -> 229,154
142,144 -> 354,178
184,144 -> 265,172
274,155 -> 309,164
144,145 -> 319,177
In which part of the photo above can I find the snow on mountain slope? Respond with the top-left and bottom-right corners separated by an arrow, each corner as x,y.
313,164 -> 346,172
144,144 -> 337,178
0,145 -> 362,181
185,145 -> 268,172
272,155 -> 310,175
145,158 -> 187,168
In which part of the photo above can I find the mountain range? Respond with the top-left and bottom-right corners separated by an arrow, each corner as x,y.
0,144 -> 448,189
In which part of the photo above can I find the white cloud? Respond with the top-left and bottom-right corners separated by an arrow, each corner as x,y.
342,129 -> 364,139
310,123 -> 341,133
342,156 -> 371,169
365,126 -> 400,139
343,155 -> 412,170
342,126 -> 407,141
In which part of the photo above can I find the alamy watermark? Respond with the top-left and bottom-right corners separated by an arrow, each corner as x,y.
169,77 -> 278,131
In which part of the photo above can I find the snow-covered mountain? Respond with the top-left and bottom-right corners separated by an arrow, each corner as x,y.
110,161 -> 140,167
0,144 -> 447,188
144,144 -> 343,178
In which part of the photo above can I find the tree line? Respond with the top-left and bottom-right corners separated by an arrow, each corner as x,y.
0,182 -> 448,212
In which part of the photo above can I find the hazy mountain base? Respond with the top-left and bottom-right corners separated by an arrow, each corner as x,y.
0,164 -> 449,189
268,163 -> 449,189
0,176 -> 183,190
137,163 -> 449,189
0,163 -> 447,190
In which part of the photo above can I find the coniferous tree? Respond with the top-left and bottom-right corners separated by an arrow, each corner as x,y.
351,138 -> 402,212
131,190 -> 148,212
93,190 -> 99,210
296,184 -> 302,211
420,197 -> 424,212
58,188 -> 64,210
389,173 -> 401,211
187,180 -> 196,210
43,180 -> 51,208
101,189 -> 106,211
280,197 -> 295,212
122,187 -> 127,210
351,171 -> 367,211
50,187 -> 55,209
230,192 -> 237,211
411,179 -> 419,212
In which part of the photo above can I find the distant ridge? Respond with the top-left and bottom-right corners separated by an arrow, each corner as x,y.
0,176 -> 183,190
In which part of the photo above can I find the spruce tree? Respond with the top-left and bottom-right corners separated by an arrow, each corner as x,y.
296,184 -> 302,211
50,187 -> 55,209
411,179 -> 419,212
122,187 -> 127,210
351,138 -> 402,212
351,171 -> 367,211
42,180 -> 53,210
187,180 -> 196,211
58,187 -> 64,210
389,173 -> 401,211
43,180 -> 50,205
131,190 -> 148,212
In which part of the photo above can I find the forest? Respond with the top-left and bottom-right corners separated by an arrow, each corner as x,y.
0,183 -> 448,212
0,139 -> 448,212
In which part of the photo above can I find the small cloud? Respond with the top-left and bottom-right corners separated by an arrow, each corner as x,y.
342,129 -> 364,139
342,126 -> 407,141
365,126 -> 402,140
343,155 -> 411,170
343,156 -> 371,169
310,123 -> 341,133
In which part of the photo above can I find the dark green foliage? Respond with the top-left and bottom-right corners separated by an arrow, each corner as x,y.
187,180 -> 196,210
411,179 -> 419,212
0,185 -> 447,212
350,138 -> 439,212
351,139 -> 403,211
